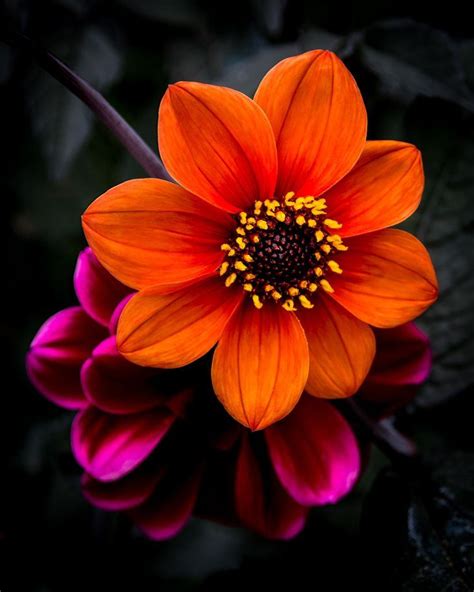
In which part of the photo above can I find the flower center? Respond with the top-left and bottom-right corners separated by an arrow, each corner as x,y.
219,192 -> 348,311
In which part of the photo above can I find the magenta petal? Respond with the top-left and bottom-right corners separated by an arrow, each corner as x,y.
74,248 -> 131,327
265,395 -> 360,506
235,433 -> 308,540
81,336 -> 166,414
71,406 -> 175,481
109,294 -> 133,335
27,307 -> 107,409
367,323 -> 432,387
81,466 -> 162,511
130,464 -> 203,541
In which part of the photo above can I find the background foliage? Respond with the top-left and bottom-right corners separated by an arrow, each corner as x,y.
1,1 -> 473,590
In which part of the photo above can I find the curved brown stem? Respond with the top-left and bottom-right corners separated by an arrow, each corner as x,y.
3,29 -> 170,180
340,398 -> 419,465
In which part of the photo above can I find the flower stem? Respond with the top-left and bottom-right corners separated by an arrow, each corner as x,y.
340,398 -> 419,466
2,29 -> 170,180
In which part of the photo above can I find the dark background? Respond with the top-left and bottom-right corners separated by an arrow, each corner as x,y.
1,1 -> 474,590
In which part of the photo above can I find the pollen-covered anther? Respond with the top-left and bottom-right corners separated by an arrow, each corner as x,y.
218,194 -> 347,310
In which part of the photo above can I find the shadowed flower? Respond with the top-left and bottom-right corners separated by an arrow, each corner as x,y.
82,49 -> 438,430
27,250 -> 431,540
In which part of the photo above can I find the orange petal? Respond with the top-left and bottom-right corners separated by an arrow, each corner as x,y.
117,276 -> 244,368
158,82 -> 278,213
325,141 -> 424,237
329,229 -> 438,328
82,178 -> 234,290
254,50 -> 367,197
212,301 -> 309,431
298,296 -> 375,399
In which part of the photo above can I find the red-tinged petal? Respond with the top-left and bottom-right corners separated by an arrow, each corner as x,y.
131,464 -> 203,541
325,141 -> 424,237
26,307 -> 107,409
212,301 -> 309,431
235,433 -> 308,540
74,248 -> 131,327
158,82 -> 278,213
71,406 -> 174,481
329,229 -> 438,328
81,336 -> 167,414
359,323 -> 432,417
82,178 -> 234,290
265,395 -> 360,506
117,276 -> 244,368
298,296 -> 375,399
254,50 -> 367,197
81,466 -> 161,511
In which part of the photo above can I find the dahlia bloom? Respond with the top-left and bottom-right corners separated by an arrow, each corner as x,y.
82,49 -> 438,430
27,249 -> 431,540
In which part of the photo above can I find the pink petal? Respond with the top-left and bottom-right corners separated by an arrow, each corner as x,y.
130,463 -> 203,541
26,307 -> 107,409
71,406 -> 174,481
74,248 -> 131,327
358,323 -> 432,416
265,395 -> 360,506
235,433 -> 308,540
81,465 -> 162,511
81,336 -> 167,414
109,294 -> 133,335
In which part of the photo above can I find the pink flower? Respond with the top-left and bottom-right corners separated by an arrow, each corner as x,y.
27,249 -> 431,540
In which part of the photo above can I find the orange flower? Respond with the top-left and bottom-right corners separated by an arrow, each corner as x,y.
82,50 -> 438,431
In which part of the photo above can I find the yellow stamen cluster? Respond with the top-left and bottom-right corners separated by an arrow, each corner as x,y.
219,192 -> 347,310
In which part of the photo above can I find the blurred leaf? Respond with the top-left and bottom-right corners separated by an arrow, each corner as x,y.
359,20 -> 474,111
362,453 -> 474,591
116,0 -> 203,28
250,0 -> 288,37
27,26 -> 123,180
400,98 -> 474,406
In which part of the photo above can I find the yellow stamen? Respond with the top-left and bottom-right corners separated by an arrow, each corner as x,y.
333,242 -> 348,251
221,243 -> 231,251
225,273 -> 237,287
239,212 -> 247,224
315,252 -> 322,261
219,262 -> 229,276
243,254 -> 253,263
236,237 -> 246,250
276,211 -> 286,222
299,280 -> 308,289
307,219 -> 317,228
245,224 -> 255,231
256,220 -> 268,230
234,261 -> 247,271
272,290 -> 282,301
328,260 -> 343,274
251,235 -> 259,243
320,279 -> 334,293
321,244 -> 332,254
264,284 -> 274,292
282,299 -> 296,311
228,249 -> 236,257
324,218 -> 343,229
247,217 -> 256,225
243,283 -> 253,292
315,230 -> 324,242
296,215 -> 306,226
252,294 -> 263,309
308,282 -> 318,292
245,273 -> 256,280
315,267 -> 323,277
299,295 -> 314,309
254,200 -> 262,211
236,227 -> 246,236
288,287 -> 299,297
